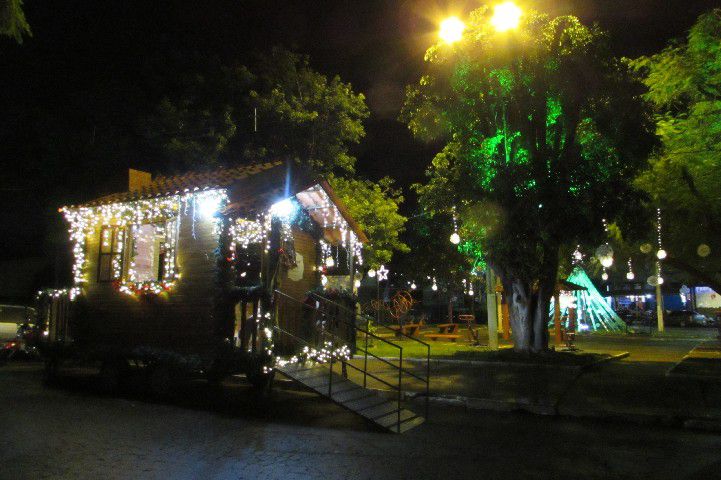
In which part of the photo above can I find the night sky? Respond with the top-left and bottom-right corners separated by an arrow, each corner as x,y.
1,0 -> 718,267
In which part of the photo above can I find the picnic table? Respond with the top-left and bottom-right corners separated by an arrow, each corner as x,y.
387,323 -> 421,337
424,323 -> 461,342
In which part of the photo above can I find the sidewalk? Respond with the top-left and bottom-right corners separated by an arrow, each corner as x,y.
343,330 -> 721,431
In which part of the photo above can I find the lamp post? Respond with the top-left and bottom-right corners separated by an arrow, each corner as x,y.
439,3 -> 521,349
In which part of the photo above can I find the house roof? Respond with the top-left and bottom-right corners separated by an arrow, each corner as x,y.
68,160 -> 367,242
74,161 -> 283,207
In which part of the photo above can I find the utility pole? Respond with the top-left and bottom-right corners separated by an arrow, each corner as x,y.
486,268 -> 499,350
656,263 -> 665,333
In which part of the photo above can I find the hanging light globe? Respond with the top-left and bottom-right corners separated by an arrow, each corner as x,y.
601,257 -> 613,268
431,283 -> 438,292
468,289 -> 474,296
626,271 -> 635,281
367,269 -> 376,278
657,249 -> 667,260
325,257 -> 335,268
657,276 -> 664,285
601,272 -> 609,281
410,282 -> 417,290
450,232 -> 461,245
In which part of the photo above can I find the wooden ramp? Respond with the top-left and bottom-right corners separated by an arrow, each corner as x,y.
276,362 -> 425,433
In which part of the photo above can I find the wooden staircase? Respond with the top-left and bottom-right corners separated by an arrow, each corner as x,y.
276,362 -> 425,433
272,290 -> 430,434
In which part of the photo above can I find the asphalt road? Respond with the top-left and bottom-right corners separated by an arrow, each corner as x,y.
1,363 -> 721,480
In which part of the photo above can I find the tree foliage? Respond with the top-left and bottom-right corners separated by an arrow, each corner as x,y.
1,0 -> 31,44
141,48 -> 369,176
402,8 -> 654,352
328,175 -> 408,269
631,9 -> 721,290
139,48 -> 406,266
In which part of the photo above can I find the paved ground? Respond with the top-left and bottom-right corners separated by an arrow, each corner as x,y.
345,329 -> 721,423
2,363 -> 721,480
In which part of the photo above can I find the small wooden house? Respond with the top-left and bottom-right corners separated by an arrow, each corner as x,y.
44,161 -> 366,385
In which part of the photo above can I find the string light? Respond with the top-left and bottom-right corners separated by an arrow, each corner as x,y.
61,188 -> 227,297
626,258 -> 635,281
450,208 -> 460,244
656,208 -> 664,284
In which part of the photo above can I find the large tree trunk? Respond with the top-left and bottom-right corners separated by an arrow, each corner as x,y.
500,245 -> 559,354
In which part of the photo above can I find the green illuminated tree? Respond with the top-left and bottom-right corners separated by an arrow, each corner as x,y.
402,8 -> 654,352
631,9 -> 721,292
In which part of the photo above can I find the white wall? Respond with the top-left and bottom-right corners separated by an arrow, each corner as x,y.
695,286 -> 721,308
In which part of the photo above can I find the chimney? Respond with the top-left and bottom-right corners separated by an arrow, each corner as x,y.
128,168 -> 152,192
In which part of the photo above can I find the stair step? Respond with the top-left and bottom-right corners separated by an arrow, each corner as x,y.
374,409 -> 417,429
275,362 -> 425,433
331,386 -> 372,404
343,395 -> 388,413
358,401 -> 399,420
397,415 -> 426,434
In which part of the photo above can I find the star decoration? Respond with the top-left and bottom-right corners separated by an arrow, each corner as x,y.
377,265 -> 389,281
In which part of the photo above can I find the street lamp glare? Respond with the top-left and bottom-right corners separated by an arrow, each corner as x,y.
439,16 -> 465,44
491,2 -> 522,32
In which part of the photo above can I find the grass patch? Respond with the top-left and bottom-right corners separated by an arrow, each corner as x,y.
363,338 -> 604,366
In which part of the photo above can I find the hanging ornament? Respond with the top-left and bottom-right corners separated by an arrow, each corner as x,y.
602,270 -> 609,281
595,244 -> 613,268
656,249 -> 667,260
450,208 -> 460,245
640,243 -> 653,254
367,269 -> 376,278
572,245 -> 584,263
626,258 -> 635,281
377,265 -> 389,281
697,244 -> 711,257
325,256 -> 335,267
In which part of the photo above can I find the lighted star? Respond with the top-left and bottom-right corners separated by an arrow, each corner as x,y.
377,265 -> 389,281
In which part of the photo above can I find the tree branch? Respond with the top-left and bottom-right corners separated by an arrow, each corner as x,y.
664,255 -> 721,294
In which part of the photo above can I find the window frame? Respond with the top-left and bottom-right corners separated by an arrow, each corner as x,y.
97,225 -> 125,283
128,221 -> 171,283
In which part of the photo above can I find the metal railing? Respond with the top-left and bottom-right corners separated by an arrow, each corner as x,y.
272,290 -> 430,429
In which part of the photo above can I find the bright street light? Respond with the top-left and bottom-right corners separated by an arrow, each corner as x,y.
439,16 -> 465,44
491,2 -> 522,32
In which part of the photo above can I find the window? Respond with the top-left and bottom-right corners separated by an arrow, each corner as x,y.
98,226 -> 125,282
130,223 -> 168,282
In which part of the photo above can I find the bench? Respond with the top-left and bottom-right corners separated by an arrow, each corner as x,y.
436,323 -> 459,334
387,324 -> 421,337
424,333 -> 462,342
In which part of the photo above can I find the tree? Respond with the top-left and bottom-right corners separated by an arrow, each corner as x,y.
1,0 -> 31,44
631,9 -> 721,293
402,8 -> 654,352
328,175 -> 408,269
140,48 -> 408,266
245,48 -> 369,175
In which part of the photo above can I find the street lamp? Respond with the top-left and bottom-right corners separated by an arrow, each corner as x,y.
491,2 -> 522,32
439,16 -> 465,44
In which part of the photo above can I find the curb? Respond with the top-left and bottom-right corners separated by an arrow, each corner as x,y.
581,351 -> 630,370
373,356 -> 583,371
401,392 -> 721,433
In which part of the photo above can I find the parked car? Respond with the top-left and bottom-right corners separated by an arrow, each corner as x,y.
0,305 -> 40,362
664,310 -> 713,327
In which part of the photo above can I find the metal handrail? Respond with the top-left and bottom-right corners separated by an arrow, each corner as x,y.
273,290 -> 423,432
306,291 -> 431,420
